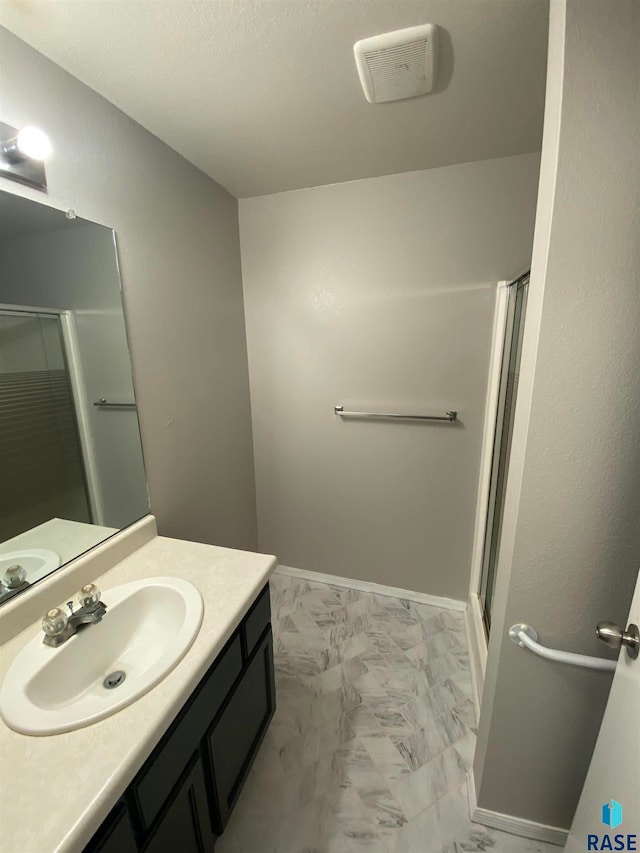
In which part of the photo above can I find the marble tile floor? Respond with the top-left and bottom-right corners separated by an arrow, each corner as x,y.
217,573 -> 560,853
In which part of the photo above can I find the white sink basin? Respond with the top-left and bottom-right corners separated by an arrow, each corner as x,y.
0,576 -> 203,735
0,549 -> 61,585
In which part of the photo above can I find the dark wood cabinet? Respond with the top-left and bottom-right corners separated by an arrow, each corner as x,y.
143,753 -> 216,853
85,583 -> 274,853
207,629 -> 275,826
131,634 -> 243,832
89,804 -> 137,853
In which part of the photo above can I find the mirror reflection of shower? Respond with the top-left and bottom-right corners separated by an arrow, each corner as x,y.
0,190 -> 149,600
0,309 -> 91,542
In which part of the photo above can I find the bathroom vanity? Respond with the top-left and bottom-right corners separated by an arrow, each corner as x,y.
87,583 -> 275,852
0,517 -> 277,852
0,188 -> 278,851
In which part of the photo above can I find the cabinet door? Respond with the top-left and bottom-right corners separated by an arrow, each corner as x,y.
143,753 -> 217,853
87,803 -> 137,853
133,634 -> 242,831
207,629 -> 275,827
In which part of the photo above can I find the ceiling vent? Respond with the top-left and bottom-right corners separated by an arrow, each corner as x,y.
354,24 -> 438,104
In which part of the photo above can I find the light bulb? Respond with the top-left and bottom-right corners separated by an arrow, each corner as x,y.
15,126 -> 52,161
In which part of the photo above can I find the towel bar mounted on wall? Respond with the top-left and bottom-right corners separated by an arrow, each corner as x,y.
334,406 -> 457,423
508,623 -> 616,672
93,398 -> 137,409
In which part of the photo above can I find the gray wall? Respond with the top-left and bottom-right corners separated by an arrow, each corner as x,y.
474,0 -> 640,829
0,27 -> 258,551
239,155 -> 540,600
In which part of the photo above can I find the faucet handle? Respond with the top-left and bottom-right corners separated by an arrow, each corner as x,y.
42,607 -> 69,638
78,583 -> 101,610
3,564 -> 26,589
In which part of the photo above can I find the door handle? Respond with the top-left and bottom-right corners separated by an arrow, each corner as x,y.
596,622 -> 639,660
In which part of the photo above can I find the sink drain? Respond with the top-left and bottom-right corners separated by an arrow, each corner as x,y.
103,670 -> 126,690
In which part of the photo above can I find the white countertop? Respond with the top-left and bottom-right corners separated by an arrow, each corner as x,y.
1,518 -> 118,572
0,533 -> 276,853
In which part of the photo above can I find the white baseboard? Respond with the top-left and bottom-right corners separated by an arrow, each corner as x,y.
467,771 -> 567,847
463,593 -> 487,722
275,565 -> 466,613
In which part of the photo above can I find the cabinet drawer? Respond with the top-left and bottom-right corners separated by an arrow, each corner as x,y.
242,584 -> 271,658
133,633 -> 242,830
207,629 -> 275,827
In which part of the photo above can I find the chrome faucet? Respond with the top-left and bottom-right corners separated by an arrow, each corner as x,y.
42,584 -> 107,647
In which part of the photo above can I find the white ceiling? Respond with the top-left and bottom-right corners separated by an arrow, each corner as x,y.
0,0 -> 549,198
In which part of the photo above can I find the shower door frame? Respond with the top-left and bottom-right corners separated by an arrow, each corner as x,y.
0,302 -> 104,525
465,271 -> 530,712
478,274 -> 528,633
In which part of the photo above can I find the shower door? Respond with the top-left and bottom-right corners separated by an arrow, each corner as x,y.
479,273 -> 529,634
0,310 -> 92,541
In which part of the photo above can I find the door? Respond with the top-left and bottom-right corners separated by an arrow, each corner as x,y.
479,273 -> 529,633
564,568 -> 640,851
143,753 -> 217,853
89,803 -> 137,853
207,629 -> 275,828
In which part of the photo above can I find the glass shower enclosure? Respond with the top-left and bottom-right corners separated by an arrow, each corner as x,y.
479,273 -> 529,634
0,310 -> 92,542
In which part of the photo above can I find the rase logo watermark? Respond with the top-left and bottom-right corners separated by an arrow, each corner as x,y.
587,800 -> 637,851
603,801 -> 624,830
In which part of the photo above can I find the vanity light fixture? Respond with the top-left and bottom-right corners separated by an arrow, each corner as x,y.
0,121 -> 51,190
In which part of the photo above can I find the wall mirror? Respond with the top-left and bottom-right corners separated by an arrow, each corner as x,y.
0,190 -> 149,605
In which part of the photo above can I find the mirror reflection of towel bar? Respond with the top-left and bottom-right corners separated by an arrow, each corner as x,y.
93,398 -> 137,409
334,405 -> 457,423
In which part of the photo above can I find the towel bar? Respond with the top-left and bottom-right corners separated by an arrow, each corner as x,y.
508,623 -> 616,672
334,406 -> 457,423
